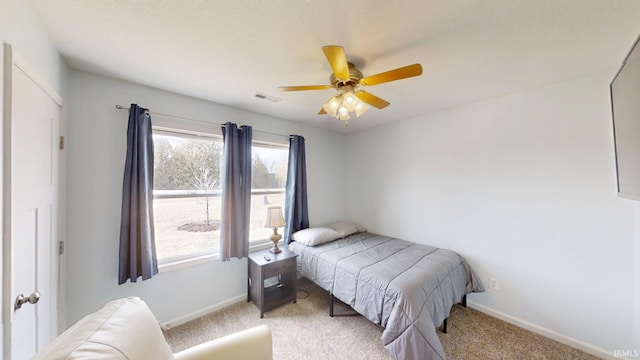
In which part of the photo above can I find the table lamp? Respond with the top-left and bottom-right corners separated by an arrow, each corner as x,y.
264,206 -> 285,254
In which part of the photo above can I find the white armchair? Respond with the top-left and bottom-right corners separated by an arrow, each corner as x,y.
33,296 -> 272,360
174,325 -> 272,360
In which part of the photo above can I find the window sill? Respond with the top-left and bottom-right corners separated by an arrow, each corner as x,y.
158,240 -> 280,273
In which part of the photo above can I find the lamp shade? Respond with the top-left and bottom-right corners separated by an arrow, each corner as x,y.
264,206 -> 285,228
341,91 -> 358,112
323,95 -> 341,116
355,101 -> 370,117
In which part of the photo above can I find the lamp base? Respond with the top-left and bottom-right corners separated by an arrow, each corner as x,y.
269,246 -> 282,254
269,228 -> 282,254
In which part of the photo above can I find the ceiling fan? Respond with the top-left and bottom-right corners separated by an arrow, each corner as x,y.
279,45 -> 423,125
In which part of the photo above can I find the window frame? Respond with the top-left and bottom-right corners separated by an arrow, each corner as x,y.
151,126 -> 289,271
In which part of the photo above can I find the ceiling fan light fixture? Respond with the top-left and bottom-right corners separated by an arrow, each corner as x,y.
337,106 -> 350,120
323,86 -> 368,125
323,95 -> 341,116
341,91 -> 358,112
355,101 -> 370,117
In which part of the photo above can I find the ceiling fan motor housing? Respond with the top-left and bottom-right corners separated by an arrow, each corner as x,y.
330,62 -> 363,89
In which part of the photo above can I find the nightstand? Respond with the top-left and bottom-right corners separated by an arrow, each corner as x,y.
247,248 -> 298,318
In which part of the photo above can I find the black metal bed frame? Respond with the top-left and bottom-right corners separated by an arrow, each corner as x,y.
328,292 -> 467,334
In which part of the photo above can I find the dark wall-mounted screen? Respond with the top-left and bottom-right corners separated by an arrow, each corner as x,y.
611,35 -> 640,201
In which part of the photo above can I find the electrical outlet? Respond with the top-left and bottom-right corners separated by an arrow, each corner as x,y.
488,276 -> 499,290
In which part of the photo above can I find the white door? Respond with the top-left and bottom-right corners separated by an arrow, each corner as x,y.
3,45 -> 62,359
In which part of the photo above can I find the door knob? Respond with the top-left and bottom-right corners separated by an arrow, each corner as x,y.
14,291 -> 40,311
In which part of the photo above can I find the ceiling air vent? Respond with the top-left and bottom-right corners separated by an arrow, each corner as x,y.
254,92 -> 281,103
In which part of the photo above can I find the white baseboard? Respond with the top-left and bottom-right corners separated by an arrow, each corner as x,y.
160,294 -> 246,330
467,300 -> 620,360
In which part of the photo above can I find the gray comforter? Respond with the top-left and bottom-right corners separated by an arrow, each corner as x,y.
288,232 -> 484,360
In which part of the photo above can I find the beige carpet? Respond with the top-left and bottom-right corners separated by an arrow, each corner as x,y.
164,278 -> 600,360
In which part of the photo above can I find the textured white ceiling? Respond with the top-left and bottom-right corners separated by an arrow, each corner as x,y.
29,0 -> 640,133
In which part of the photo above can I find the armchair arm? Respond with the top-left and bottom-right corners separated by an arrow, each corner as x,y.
173,325 -> 272,360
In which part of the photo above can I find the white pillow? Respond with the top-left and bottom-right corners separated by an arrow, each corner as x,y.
326,221 -> 367,237
291,227 -> 342,246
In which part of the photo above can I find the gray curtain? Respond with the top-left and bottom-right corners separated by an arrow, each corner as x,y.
219,122 -> 252,261
284,135 -> 309,244
118,104 -> 158,284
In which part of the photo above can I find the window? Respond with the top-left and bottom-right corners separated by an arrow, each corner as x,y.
152,129 -> 288,264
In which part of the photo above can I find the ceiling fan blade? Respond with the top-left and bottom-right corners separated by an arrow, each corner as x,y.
318,108 -> 327,115
355,90 -> 390,109
322,45 -> 350,81
279,85 -> 332,91
360,63 -> 423,86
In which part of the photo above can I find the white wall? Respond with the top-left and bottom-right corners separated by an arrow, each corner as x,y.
0,0 -> 68,354
346,72 -> 636,357
64,70 -> 347,325
634,203 -> 640,353
0,0 -> 67,92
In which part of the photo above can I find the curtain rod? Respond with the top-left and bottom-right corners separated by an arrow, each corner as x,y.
115,104 -> 292,139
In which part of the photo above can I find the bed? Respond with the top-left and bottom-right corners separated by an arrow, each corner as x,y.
287,222 -> 485,360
